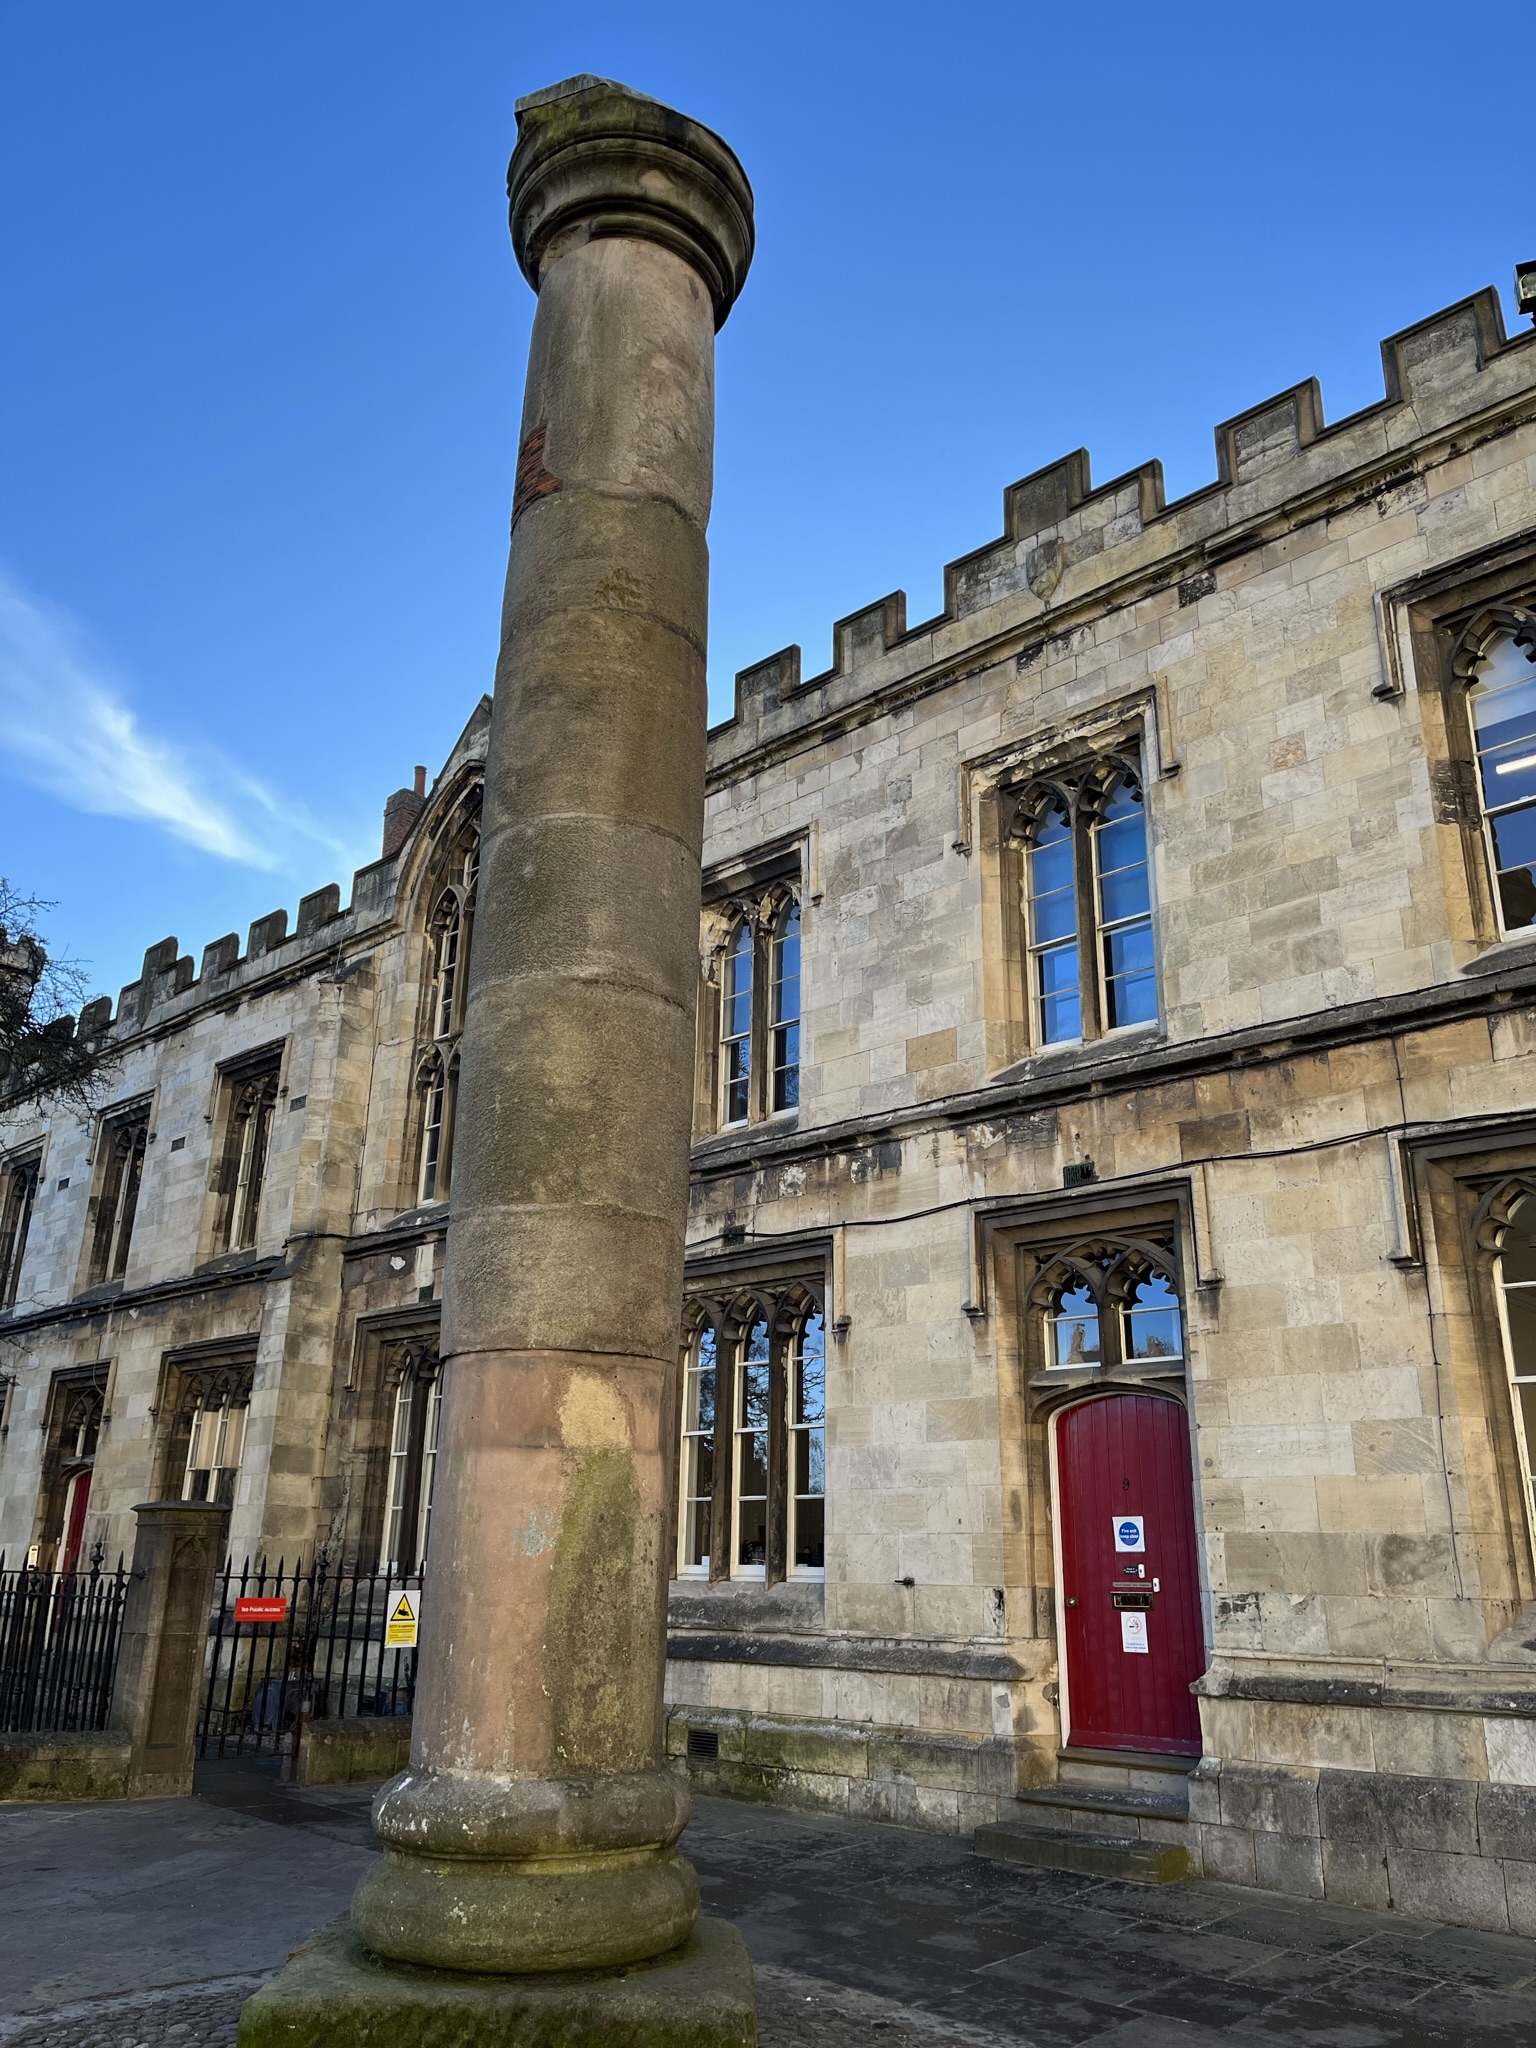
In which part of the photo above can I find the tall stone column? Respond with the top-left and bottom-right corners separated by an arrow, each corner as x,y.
351,77 -> 754,1976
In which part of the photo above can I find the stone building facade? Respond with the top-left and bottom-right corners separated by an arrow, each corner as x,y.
6,284 -> 1536,1929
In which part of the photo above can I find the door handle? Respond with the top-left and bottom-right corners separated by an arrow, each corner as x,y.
1064,1597 -> 1079,1607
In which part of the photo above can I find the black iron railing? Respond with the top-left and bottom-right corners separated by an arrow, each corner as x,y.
0,1550 -> 131,1734
198,1556 -> 422,1758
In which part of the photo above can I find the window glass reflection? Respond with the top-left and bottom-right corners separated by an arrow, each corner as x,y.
1124,1272 -> 1183,1361
1047,1283 -> 1101,1368
734,1319 -> 771,1572
1029,803 -> 1080,1044
1472,633 -> 1536,932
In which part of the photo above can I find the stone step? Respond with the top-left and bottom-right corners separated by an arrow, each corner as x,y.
1056,1746 -> 1199,1795
1016,1780 -> 1189,1826
974,1818 -> 1193,1886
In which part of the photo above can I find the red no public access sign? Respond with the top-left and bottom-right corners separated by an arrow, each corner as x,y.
234,1596 -> 289,1625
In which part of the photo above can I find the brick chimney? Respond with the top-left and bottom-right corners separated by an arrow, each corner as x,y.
382,766 -> 428,859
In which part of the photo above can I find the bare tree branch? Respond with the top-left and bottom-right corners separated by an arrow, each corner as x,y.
0,881 -> 119,1115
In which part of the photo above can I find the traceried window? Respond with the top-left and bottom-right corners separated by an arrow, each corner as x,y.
677,1283 -> 827,1584
707,887 -> 802,1132
771,904 -> 801,1113
210,1053 -> 281,1256
162,1357 -> 254,1506
38,1367 -> 105,1573
415,822 -> 479,1205
0,1150 -> 41,1310
1047,1283 -> 1101,1369
1096,780 -> 1157,1029
720,923 -> 753,1126
1027,1236 -> 1184,1382
1467,622 -> 1536,933
381,1345 -> 441,1574
1011,755 -> 1158,1048
678,1325 -> 718,1575
732,1317 -> 772,1574
1493,1193 -> 1536,1532
786,1310 -> 826,1573
85,1106 -> 149,1288
1027,801 -> 1080,1042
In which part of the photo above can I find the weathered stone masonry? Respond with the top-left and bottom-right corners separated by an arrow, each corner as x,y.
6,283 -> 1536,1931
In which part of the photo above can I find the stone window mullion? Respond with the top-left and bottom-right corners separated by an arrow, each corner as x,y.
766,1309 -> 789,1585
1072,802 -> 1104,1042
1099,1277 -> 1126,1370
708,1323 -> 737,1586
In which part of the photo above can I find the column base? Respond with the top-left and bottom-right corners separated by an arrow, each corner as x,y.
237,1914 -> 757,2048
352,1842 -> 700,1974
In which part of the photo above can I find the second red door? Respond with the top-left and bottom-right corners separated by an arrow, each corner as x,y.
1055,1392 -> 1204,1756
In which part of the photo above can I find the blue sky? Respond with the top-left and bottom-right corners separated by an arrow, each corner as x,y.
1,0 -> 1529,1003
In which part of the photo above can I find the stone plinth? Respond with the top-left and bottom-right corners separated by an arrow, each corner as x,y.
236,1917 -> 756,2048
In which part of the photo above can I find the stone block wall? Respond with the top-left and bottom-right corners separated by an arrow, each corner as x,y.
5,288 -> 1536,1928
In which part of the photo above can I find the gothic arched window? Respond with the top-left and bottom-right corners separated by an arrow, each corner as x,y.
787,1307 -> 825,1573
678,1319 -> 718,1577
708,887 -> 803,1131
382,1345 -> 442,1574
771,902 -> 802,1113
720,921 -> 754,1126
1031,1238 -> 1184,1381
1467,622 -> 1536,933
414,822 -> 478,1206
1011,753 -> 1158,1049
210,1054 -> 282,1257
1094,775 -> 1156,1030
1494,1193 -> 1536,1530
677,1276 -> 828,1585
733,1316 -> 772,1575
0,1150 -> 40,1309
86,1106 -> 149,1287
176,1362 -> 254,1505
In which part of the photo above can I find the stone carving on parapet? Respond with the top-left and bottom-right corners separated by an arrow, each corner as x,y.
708,286 -> 1536,766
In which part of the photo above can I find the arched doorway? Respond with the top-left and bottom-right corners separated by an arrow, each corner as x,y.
1053,1391 -> 1204,1756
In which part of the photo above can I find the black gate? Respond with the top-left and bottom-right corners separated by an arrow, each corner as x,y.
0,1550 -> 130,1734
198,1556 -> 421,1758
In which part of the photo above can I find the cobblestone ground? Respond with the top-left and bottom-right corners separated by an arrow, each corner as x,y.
4,1763 -> 1536,2046
0,1967 -> 1018,2048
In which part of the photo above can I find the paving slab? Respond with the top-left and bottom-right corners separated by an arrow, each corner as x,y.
2,1762 -> 1535,2046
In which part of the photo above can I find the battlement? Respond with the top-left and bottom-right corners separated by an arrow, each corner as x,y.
37,699 -> 498,1057
76,870 -> 373,1046
708,287 -> 1536,770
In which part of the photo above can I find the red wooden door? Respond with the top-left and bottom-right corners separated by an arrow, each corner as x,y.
60,1468 -> 93,1577
1056,1393 -> 1204,1755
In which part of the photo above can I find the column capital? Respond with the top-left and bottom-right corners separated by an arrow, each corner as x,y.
508,76 -> 754,329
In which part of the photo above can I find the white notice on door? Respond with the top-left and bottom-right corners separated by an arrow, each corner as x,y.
1120,1610 -> 1149,1654
1113,1515 -> 1146,1553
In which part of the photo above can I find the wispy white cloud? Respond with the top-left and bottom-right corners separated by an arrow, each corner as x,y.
0,570 -> 353,872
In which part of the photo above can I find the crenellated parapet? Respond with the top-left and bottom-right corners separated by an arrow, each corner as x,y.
707,286 -> 1536,772
49,703 -> 496,1055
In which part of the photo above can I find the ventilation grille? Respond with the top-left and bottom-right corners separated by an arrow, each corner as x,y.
686,1726 -> 720,1762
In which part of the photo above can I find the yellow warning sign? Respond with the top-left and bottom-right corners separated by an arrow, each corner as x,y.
385,1588 -> 420,1648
